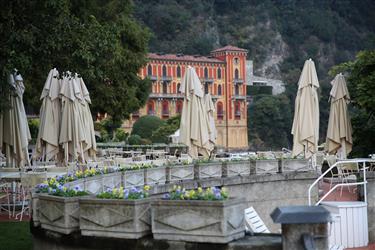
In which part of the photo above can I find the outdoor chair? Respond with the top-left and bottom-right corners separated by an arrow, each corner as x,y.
244,206 -> 270,234
0,181 -> 11,218
14,172 -> 47,221
328,161 -> 359,196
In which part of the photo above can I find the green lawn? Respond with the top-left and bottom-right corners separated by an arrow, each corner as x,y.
0,222 -> 33,250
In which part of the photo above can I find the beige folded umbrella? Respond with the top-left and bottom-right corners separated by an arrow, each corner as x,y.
291,59 -> 320,159
325,73 -> 352,158
179,66 -> 212,159
59,73 -> 86,163
35,68 -> 62,161
77,76 -> 97,160
204,93 -> 217,146
1,71 -> 31,167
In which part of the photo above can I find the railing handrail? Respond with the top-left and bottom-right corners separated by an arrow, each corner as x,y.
308,158 -> 375,205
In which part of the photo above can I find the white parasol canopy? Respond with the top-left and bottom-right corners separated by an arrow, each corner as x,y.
35,68 -> 62,161
325,73 -> 352,159
0,71 -> 31,167
179,66 -> 212,159
203,93 -> 217,146
291,59 -> 320,159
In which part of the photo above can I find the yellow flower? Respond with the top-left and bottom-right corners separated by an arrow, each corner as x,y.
144,185 -> 150,191
63,187 -> 67,192
177,185 -> 181,191
197,187 -> 203,193
112,188 -> 118,195
180,194 -> 184,200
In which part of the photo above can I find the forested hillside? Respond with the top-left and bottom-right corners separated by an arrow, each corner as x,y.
134,0 -> 375,154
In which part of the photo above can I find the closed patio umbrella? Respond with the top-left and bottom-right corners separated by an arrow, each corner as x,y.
291,59 -> 320,159
35,68 -> 62,162
325,73 -> 352,159
179,66 -> 212,159
204,93 -> 217,147
77,76 -> 96,160
0,71 -> 31,167
59,73 -> 86,163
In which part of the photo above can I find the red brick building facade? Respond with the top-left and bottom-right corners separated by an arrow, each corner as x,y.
123,45 -> 248,149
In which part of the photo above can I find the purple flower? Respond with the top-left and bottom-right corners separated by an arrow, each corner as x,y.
163,193 -> 170,199
124,189 -> 129,199
106,187 -> 112,193
74,186 -> 81,191
215,193 -> 222,199
51,189 -> 56,193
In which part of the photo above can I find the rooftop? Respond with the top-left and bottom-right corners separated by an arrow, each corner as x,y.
211,45 -> 248,53
148,53 -> 224,64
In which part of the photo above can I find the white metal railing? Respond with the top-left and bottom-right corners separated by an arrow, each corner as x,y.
308,158 -> 375,206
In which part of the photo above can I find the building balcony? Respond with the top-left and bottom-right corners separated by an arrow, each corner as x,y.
201,77 -> 214,83
233,78 -> 244,84
149,93 -> 184,99
147,75 -> 157,81
160,76 -> 172,81
232,95 -> 246,100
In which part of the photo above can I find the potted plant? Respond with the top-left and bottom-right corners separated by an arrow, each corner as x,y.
151,186 -> 245,243
280,157 -> 310,172
251,155 -> 279,174
38,181 -> 89,234
79,185 -> 152,239
166,160 -> 194,183
222,158 -> 251,177
194,159 -> 222,179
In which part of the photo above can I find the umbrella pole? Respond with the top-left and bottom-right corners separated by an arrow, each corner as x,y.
65,142 -> 69,165
80,142 -> 85,163
340,138 -> 347,159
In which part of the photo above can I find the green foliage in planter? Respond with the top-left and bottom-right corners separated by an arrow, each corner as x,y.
119,163 -> 154,171
164,186 -> 228,201
96,186 -> 150,200
49,184 -> 88,197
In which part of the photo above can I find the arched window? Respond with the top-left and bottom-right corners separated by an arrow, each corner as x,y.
204,82 -> 209,94
177,83 -> 181,93
162,81 -> 168,94
204,67 -> 208,78
176,100 -> 183,114
177,66 -> 181,78
217,102 -> 224,120
147,65 -> 152,76
235,101 -> 241,119
234,69 -> 239,80
235,84 -> 239,95
218,85 -> 222,96
217,68 -> 221,79
147,101 -> 155,115
162,100 -> 169,117
162,65 -> 167,77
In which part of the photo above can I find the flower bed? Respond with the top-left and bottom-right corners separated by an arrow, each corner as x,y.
37,184 -> 89,234
152,186 -> 245,243
79,186 -> 152,239
222,160 -> 251,177
194,161 -> 222,179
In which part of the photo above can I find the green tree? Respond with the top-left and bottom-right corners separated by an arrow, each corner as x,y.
131,115 -> 165,140
330,50 -> 375,157
248,94 -> 292,151
0,0 -> 150,122
151,115 -> 180,143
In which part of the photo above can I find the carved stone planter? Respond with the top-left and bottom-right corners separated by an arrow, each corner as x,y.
38,194 -> 84,234
84,175 -> 103,194
123,169 -> 145,188
222,161 -> 251,177
151,198 -> 245,243
281,159 -> 310,172
194,162 -> 222,179
79,197 -> 152,239
31,192 -> 40,226
145,167 -> 167,185
102,172 -> 123,191
253,159 -> 279,174
167,164 -> 194,183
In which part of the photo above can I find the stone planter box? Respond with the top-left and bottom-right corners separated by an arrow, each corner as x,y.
151,198 -> 246,243
167,164 -> 194,183
79,197 -> 152,239
145,167 -> 167,185
222,161 -> 251,177
102,172 -> 123,191
124,169 -> 144,188
38,194 -> 84,234
31,192 -> 40,226
194,162 -> 222,179
253,159 -> 279,174
84,175 -> 103,194
281,159 -> 310,172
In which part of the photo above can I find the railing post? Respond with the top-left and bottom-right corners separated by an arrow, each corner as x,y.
364,162 -> 367,203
